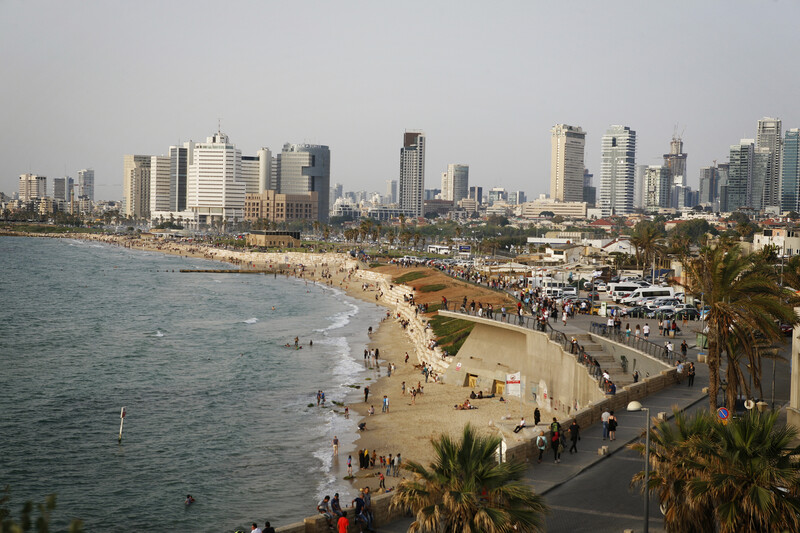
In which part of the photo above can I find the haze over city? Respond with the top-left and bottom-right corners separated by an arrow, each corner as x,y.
2,0 -> 799,200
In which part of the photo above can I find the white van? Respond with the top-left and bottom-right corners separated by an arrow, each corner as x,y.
622,286 -> 675,305
543,287 -> 563,298
607,283 -> 642,303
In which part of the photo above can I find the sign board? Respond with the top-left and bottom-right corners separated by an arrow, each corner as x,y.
459,245 -> 471,253
506,372 -> 521,397
717,407 -> 729,424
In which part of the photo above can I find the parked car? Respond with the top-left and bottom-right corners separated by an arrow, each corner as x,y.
646,308 -> 675,319
596,282 -> 608,292
675,309 -> 700,320
780,323 -> 794,336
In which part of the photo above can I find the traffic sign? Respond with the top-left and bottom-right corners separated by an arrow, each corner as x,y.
717,407 -> 729,424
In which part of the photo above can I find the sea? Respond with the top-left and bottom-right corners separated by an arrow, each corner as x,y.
0,236 -> 384,532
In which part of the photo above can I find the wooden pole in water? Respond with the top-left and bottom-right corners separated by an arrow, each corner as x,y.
118,407 -> 126,443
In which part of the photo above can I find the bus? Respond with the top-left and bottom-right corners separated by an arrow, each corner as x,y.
621,286 -> 675,305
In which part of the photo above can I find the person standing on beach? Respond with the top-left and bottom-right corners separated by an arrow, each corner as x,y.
364,386 -> 369,403
382,395 -> 389,413
347,455 -> 353,476
386,454 -> 392,477
401,381 -> 406,395
332,435 -> 339,456
404,352 -> 409,364
344,406 -> 349,419
411,388 -> 416,405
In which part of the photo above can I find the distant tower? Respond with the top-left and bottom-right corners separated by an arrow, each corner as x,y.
122,155 -> 151,218
727,140 -> 754,212
385,179 -> 397,204
644,166 -> 671,212
600,125 -> 637,216
550,124 -> 586,202
756,117 -> 782,209
663,136 -> 688,185
782,129 -> 800,213
399,131 -> 425,217
77,169 -> 94,201
276,143 -> 330,222
19,174 -> 46,202
186,131 -> 245,225
441,164 -> 469,202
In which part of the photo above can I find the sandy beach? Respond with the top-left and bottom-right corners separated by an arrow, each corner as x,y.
11,231 -> 539,495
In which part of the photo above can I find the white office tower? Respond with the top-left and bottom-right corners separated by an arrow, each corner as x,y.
550,124 -> 586,202
441,164 -> 469,202
77,169 -> 94,201
399,131 -> 425,217
385,180 -> 397,204
599,125 -> 636,216
187,131 -> 245,225
241,148 -> 272,195
19,174 -> 46,202
122,155 -> 151,218
634,165 -> 646,208
276,143 -> 330,222
149,156 -> 171,212
644,165 -> 670,212
756,117 -> 782,209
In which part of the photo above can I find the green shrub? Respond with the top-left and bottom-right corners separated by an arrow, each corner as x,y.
394,271 -> 429,284
419,284 -> 447,293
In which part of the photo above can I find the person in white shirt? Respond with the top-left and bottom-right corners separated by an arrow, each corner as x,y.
601,409 -> 611,440
513,418 -> 526,433
251,523 -> 263,533
643,323 -> 650,339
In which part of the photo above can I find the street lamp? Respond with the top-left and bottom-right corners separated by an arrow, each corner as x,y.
627,400 -> 651,533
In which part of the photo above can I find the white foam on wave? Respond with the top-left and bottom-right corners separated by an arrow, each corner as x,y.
314,300 -> 360,333
321,336 -> 368,379
243,317 -> 258,324
153,330 -> 164,337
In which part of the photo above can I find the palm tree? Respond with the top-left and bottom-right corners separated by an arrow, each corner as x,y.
683,243 -> 797,410
630,222 -> 664,276
399,214 -> 406,231
391,424 -> 549,533
631,409 -> 800,533
413,232 -> 421,249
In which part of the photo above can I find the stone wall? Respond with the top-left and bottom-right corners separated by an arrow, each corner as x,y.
276,492 -> 407,533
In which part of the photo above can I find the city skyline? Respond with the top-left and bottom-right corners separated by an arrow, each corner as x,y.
2,2 -> 799,201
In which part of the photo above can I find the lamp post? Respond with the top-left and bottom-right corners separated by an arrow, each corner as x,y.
628,400 -> 650,533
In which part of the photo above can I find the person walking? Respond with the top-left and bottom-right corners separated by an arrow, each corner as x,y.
533,407 -> 541,427
608,411 -> 618,441
601,408 -> 610,440
364,386 -> 370,403
551,430 -> 563,463
535,433 -> 547,463
568,420 -> 580,454
680,340 -> 688,359
332,435 -> 339,456
687,362 -> 696,387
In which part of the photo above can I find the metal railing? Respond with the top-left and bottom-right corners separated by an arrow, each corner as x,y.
590,322 -> 676,362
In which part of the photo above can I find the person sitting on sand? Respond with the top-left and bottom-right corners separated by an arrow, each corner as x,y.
477,391 -> 484,399
470,391 -> 477,399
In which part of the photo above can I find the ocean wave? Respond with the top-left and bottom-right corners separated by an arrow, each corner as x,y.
153,330 -> 165,337
243,318 -> 258,324
314,301 -> 360,333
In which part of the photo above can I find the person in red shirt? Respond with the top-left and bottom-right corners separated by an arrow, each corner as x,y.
337,514 -> 350,533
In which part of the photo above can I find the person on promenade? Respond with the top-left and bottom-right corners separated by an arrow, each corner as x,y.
513,417 -> 526,433
551,431 -> 563,463
351,492 -> 373,532
608,411 -> 618,441
317,496 -> 334,529
331,493 -> 345,518
658,320 -> 664,336
263,522 -> 276,533
681,340 -> 688,359
533,407 -> 541,426
251,523 -> 262,533
601,408 -> 610,440
568,420 -> 580,453
635,324 -> 641,339
643,323 -> 650,339
379,472 -> 386,490
332,436 -> 339,456
687,362 -> 696,387
336,514 -> 349,533
536,433 -> 547,463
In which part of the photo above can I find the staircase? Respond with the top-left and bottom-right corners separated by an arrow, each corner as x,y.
574,333 -> 633,388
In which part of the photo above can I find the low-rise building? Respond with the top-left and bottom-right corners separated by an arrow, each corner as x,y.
753,228 -> 800,256
246,230 -> 301,248
244,191 -> 318,223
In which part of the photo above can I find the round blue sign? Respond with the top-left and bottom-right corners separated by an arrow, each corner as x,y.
717,407 -> 729,420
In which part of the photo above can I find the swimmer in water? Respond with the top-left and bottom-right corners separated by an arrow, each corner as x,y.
309,339 -> 313,347
185,494 -> 195,505
294,336 -> 299,347
271,306 -> 276,310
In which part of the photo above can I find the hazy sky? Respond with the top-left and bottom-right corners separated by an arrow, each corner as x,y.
2,0 -> 799,201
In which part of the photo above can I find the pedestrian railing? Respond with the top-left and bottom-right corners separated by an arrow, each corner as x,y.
589,322 -> 676,362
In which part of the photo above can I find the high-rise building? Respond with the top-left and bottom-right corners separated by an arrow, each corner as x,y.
276,143 -> 330,222
19,174 -> 46,202
751,147 -> 772,210
186,131 -> 245,224
699,166 -> 719,205
169,144 -> 191,212
468,186 -> 483,205
550,124 -> 586,202
385,180 -> 397,204
781,129 -> 800,213
441,164 -> 469,202
398,131 -> 425,217
756,117 -> 782,209
644,166 -> 671,212
508,191 -> 526,205
634,165 -> 646,209
149,156 -> 171,213
663,137 -> 687,185
727,140 -> 754,212
77,169 -> 94,201
53,176 -> 69,201
583,168 -> 596,207
488,187 -> 507,204
332,183 -> 344,204
122,155 -> 151,218
716,163 -> 729,212
599,125 -> 636,216
241,148 -> 272,196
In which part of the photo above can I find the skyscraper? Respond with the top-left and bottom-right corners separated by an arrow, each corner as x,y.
53,177 -> 69,202
550,124 -> 586,202
276,143 -> 330,222
468,186 -> 483,205
756,117 -> 782,209
122,155 -> 151,218
663,137 -> 687,185
186,131 -> 245,225
149,155 -> 171,213
77,169 -> 94,201
782,129 -> 800,213
751,147 -> 771,210
398,131 -> 425,217
699,166 -> 719,205
385,179 -> 397,204
19,174 -> 46,202
727,140 -> 754,212
169,144 -> 191,212
599,125 -> 636,216
644,166 -> 670,212
441,164 -> 469,202
583,168 -> 596,207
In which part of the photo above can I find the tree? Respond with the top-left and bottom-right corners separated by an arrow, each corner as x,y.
683,243 -> 798,410
391,424 -> 549,533
0,487 -> 84,533
630,221 -> 665,274
631,409 -> 800,533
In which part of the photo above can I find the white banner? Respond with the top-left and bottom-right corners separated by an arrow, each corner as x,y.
506,372 -> 521,397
